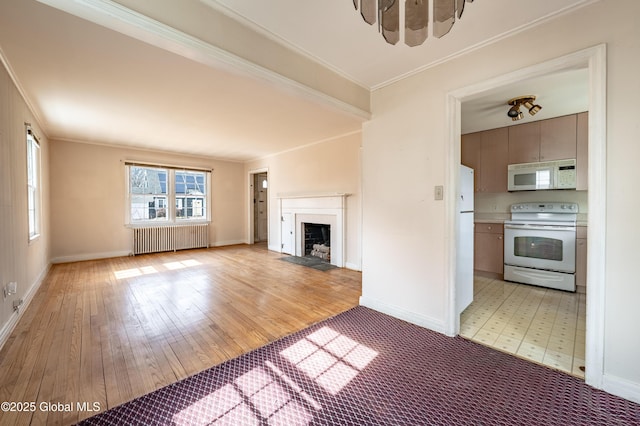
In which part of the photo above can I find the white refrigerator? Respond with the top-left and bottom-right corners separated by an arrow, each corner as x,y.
456,165 -> 475,315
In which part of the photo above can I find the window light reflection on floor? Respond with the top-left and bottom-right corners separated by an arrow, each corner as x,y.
114,259 -> 202,279
280,326 -> 378,395
170,326 -> 375,425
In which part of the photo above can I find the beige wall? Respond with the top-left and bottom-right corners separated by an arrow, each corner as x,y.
362,0 -> 640,400
49,140 -> 245,262
0,61 -> 50,345
245,132 -> 362,270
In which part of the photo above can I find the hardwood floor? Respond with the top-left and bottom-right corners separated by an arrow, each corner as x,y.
0,244 -> 362,425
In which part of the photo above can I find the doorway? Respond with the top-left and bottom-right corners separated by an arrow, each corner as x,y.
248,168 -> 269,246
447,45 -> 606,389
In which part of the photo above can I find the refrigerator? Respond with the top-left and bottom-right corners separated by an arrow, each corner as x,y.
456,165 -> 475,315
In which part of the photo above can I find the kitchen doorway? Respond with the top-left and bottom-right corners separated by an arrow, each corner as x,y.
248,168 -> 269,245
447,45 -> 606,389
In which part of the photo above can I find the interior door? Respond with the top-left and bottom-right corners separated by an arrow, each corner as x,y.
256,173 -> 268,241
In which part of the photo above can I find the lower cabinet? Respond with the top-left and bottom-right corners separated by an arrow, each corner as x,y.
576,226 -> 588,294
474,223 -> 504,276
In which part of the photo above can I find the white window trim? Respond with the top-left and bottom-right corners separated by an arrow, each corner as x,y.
125,164 -> 211,227
27,128 -> 41,242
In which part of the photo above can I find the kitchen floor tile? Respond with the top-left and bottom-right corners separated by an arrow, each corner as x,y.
461,276 -> 586,379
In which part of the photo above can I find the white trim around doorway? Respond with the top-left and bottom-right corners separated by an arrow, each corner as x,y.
247,167 -> 269,246
444,44 -> 607,391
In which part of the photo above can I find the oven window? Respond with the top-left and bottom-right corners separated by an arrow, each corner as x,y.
513,236 -> 563,261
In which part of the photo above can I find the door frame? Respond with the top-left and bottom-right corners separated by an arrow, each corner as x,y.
445,44 -> 607,390
247,167 -> 269,245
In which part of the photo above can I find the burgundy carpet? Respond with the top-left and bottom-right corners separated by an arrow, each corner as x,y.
79,306 -> 640,425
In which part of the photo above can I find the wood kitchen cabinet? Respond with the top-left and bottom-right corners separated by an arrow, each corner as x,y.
508,121 -> 540,164
461,127 -> 508,193
576,112 -> 589,190
474,222 -> 504,276
576,226 -> 587,294
508,114 -> 577,164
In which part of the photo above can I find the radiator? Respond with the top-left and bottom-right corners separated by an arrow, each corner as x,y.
132,224 -> 209,255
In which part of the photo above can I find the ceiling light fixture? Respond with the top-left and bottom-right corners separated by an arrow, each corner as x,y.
507,96 -> 542,122
351,0 -> 476,47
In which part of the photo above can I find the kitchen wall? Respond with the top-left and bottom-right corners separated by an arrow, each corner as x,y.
362,0 -> 640,402
49,140 -> 245,262
0,60 -> 50,347
244,131 -> 362,271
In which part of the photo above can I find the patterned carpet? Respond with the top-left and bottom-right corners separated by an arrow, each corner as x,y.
78,306 -> 640,425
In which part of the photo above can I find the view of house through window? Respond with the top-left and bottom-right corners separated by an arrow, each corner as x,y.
128,164 -> 209,224
26,128 -> 40,239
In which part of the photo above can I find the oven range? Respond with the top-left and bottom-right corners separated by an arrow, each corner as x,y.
503,202 -> 578,292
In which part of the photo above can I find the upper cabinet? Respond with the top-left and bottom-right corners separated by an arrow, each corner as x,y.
462,112 -> 588,193
507,121 -> 540,164
540,114 -> 577,161
462,127 -> 508,193
508,114 -> 577,164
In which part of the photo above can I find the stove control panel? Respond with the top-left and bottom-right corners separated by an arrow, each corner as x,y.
510,202 -> 578,214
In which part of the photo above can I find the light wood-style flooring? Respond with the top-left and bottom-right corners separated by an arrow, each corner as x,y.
0,244 -> 362,425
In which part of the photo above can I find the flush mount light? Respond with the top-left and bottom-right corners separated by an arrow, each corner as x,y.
507,96 -> 542,121
351,0 -> 476,47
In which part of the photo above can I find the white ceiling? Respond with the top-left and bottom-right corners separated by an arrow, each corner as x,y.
0,0 -> 594,161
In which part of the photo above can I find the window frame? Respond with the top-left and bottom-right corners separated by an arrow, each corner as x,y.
26,127 -> 41,241
125,163 -> 211,226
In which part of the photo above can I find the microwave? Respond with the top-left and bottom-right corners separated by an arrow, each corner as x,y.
507,159 -> 577,191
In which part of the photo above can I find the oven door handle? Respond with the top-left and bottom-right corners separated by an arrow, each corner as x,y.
505,224 -> 576,232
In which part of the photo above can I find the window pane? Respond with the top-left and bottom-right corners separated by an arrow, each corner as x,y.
129,166 -> 168,222
175,171 -> 206,220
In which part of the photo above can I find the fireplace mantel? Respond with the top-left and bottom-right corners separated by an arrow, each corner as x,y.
279,194 -> 348,267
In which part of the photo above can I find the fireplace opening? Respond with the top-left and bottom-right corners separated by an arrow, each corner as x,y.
304,223 -> 330,262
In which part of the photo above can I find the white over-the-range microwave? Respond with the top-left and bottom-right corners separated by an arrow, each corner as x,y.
507,158 -> 577,191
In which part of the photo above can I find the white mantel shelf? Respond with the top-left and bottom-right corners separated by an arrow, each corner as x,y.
277,193 -> 350,199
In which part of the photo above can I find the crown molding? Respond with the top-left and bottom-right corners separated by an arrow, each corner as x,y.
35,0 -> 371,120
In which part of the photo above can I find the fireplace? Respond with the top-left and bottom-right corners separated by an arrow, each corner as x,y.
279,194 -> 347,267
304,223 -> 330,261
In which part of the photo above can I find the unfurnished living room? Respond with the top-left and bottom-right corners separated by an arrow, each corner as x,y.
1,1 -> 640,425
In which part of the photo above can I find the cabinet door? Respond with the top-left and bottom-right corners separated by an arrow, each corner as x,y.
576,112 -> 589,190
479,128 -> 509,193
508,121 -> 540,164
540,114 -> 577,161
461,132 -> 482,192
474,233 -> 504,274
474,226 -> 504,274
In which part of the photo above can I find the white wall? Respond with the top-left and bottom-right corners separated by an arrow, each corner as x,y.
361,0 -> 640,401
244,132 -> 362,270
0,60 -> 50,347
49,139 -> 245,262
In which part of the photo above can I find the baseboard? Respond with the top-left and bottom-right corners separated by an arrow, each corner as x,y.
359,296 -> 447,335
267,243 -> 282,252
209,239 -> 246,247
602,373 -> 640,404
51,250 -> 131,264
345,262 -> 362,272
0,263 -> 51,351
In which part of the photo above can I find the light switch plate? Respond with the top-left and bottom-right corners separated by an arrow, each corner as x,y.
434,185 -> 444,200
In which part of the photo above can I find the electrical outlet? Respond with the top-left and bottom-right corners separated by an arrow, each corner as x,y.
8,282 -> 17,294
434,185 -> 444,201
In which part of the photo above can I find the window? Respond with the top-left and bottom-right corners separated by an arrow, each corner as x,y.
26,128 -> 41,240
126,163 -> 210,224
